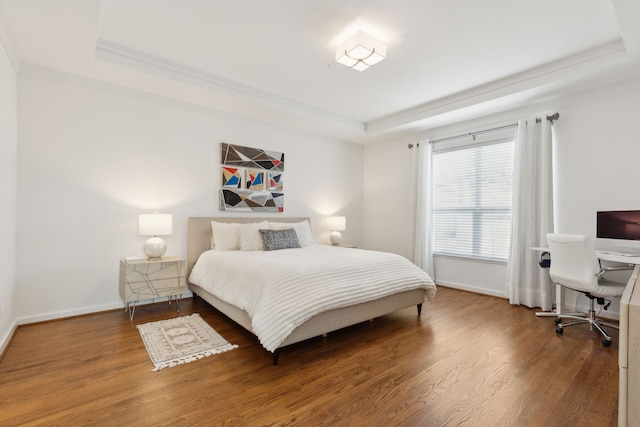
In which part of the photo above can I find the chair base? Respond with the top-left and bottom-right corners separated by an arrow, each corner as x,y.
555,304 -> 618,347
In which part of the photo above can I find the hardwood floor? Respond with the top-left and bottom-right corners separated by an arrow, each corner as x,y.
0,287 -> 619,426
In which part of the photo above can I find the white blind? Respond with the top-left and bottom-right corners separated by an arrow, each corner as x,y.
432,128 -> 516,260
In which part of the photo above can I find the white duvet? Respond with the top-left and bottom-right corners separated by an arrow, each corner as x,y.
188,244 -> 436,352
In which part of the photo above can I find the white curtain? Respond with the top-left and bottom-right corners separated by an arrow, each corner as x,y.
506,117 -> 554,310
409,141 -> 435,278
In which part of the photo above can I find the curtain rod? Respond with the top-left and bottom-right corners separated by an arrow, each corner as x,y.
408,124 -> 516,149
408,112 -> 560,149
536,112 -> 560,124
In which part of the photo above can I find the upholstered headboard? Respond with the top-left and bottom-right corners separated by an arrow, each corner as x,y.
187,217 -> 310,275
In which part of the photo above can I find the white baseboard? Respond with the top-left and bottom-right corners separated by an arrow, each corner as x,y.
0,319 -> 18,357
438,282 -> 621,321
16,291 -> 194,325
436,281 -> 507,299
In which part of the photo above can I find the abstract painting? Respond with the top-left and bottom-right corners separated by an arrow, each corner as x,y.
221,167 -> 242,188
245,169 -> 265,190
220,189 -> 284,212
267,171 -> 284,191
221,143 -> 284,171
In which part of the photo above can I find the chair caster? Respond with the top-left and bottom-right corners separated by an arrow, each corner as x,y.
555,327 -> 564,335
554,318 -> 562,325
602,339 -> 612,347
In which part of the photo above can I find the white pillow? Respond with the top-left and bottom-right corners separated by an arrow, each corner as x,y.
239,221 -> 269,251
269,220 -> 314,247
211,221 -> 241,251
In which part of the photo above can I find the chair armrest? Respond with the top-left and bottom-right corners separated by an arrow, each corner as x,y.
596,265 -> 634,278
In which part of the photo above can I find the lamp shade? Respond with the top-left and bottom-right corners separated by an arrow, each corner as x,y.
138,213 -> 173,236
327,216 -> 346,231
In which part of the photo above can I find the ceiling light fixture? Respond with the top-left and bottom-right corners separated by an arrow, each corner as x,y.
335,31 -> 386,71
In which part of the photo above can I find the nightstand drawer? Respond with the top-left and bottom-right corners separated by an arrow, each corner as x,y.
122,261 -> 184,284
119,257 -> 187,304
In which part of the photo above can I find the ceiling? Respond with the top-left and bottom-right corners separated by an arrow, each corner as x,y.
1,0 -> 639,143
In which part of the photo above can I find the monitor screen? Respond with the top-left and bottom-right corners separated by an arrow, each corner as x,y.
597,210 -> 640,240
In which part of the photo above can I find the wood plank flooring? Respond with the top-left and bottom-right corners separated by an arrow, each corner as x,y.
0,287 -> 619,426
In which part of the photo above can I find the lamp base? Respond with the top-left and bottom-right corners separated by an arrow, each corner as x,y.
329,231 -> 342,246
144,236 -> 167,259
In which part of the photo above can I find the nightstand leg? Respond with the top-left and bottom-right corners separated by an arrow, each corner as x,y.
125,301 -> 136,320
168,295 -> 182,313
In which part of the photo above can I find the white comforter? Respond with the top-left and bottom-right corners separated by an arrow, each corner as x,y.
188,244 -> 436,352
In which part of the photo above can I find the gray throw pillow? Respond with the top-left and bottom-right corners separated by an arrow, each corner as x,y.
259,228 -> 301,251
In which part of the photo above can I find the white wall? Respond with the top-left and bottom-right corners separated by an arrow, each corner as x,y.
0,33 -> 17,351
16,66 -> 363,323
363,77 -> 640,310
13,63 -> 640,325
553,83 -> 640,241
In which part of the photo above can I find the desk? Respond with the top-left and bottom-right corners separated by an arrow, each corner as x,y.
597,250 -> 640,265
532,248 -> 640,317
531,247 -> 640,264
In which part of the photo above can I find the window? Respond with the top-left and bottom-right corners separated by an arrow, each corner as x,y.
431,126 -> 516,261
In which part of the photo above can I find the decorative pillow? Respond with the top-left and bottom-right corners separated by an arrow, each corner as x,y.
259,228 -> 301,251
211,222 -> 241,251
268,220 -> 314,247
239,221 -> 269,251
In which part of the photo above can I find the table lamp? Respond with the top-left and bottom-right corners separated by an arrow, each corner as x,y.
327,216 -> 346,246
138,213 -> 172,259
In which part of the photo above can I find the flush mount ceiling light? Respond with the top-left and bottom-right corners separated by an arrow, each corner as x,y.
335,31 -> 386,71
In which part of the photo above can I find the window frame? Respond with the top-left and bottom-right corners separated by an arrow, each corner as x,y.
430,127 -> 516,262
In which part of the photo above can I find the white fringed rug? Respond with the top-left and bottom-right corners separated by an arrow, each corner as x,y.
137,313 -> 238,371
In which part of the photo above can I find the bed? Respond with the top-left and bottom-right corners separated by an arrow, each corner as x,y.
187,217 -> 436,364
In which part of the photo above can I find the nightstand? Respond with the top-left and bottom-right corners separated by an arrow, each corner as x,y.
119,256 -> 187,320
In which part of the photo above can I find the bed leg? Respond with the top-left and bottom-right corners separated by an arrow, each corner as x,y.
272,350 -> 280,366
417,303 -> 423,316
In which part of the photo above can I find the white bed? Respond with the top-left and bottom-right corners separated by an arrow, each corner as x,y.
187,217 -> 436,364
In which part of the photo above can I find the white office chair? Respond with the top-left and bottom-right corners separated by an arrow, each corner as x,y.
546,233 -> 630,346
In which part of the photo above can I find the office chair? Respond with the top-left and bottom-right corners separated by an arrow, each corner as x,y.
546,233 -> 631,346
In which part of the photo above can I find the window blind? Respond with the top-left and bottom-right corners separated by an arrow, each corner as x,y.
431,127 -> 516,261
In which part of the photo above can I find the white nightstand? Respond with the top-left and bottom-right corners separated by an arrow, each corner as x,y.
119,256 -> 187,320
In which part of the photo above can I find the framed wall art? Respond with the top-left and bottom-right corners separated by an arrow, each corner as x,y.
219,143 -> 285,212
221,167 -> 242,188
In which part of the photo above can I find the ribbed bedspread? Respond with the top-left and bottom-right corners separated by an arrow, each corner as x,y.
189,244 -> 436,352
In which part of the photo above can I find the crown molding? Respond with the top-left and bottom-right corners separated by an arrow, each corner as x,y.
95,39 -> 364,132
19,63 -> 368,144
365,74 -> 640,147
0,12 -> 19,73
366,40 -> 627,135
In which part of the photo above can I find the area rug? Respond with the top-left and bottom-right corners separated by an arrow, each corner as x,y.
137,313 -> 238,371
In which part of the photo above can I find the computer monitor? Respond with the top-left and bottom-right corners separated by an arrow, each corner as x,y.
597,210 -> 640,240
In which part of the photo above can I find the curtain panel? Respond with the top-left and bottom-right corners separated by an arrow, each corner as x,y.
409,141 -> 435,278
506,118 -> 554,310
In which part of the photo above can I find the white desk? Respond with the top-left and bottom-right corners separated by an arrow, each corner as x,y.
532,248 -> 640,317
531,247 -> 640,264
597,250 -> 640,265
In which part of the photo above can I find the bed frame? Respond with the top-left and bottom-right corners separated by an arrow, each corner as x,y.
187,217 -> 426,365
